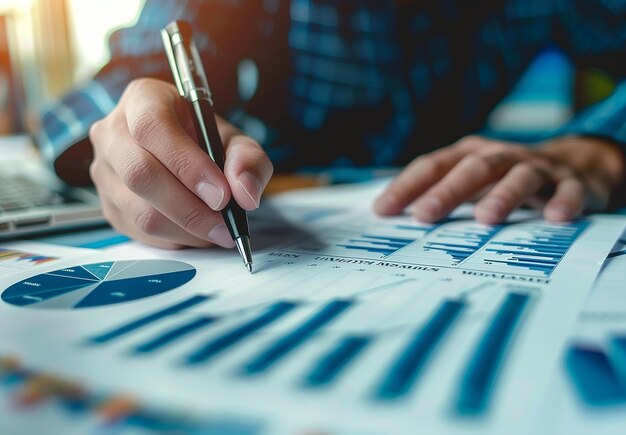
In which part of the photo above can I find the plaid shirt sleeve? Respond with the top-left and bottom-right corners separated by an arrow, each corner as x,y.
550,0 -> 626,145
34,0 -> 256,186
36,0 -> 626,187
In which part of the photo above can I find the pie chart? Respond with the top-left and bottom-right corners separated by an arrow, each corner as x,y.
1,260 -> 196,309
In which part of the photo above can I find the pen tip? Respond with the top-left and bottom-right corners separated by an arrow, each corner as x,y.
246,263 -> 253,273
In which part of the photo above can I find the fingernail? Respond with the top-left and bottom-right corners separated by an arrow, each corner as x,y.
208,224 -> 235,248
476,198 -> 505,221
196,181 -> 225,211
413,197 -> 442,221
238,172 -> 262,209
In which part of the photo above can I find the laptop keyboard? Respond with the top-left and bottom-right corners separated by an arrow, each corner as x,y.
0,175 -> 72,214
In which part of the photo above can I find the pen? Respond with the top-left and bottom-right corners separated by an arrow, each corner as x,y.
161,20 -> 253,273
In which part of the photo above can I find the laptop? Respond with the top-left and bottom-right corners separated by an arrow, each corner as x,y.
0,152 -> 104,239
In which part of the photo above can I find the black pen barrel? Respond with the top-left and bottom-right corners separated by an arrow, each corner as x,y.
190,98 -> 250,240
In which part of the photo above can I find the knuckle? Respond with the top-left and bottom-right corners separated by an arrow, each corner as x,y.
457,135 -> 488,149
130,110 -> 164,147
485,142 -> 508,154
169,152 -> 195,180
462,153 -> 493,171
178,207 -> 208,233
514,161 -> 541,178
475,152 -> 515,172
134,207 -> 162,236
123,78 -> 177,108
420,157 -> 448,179
120,156 -> 156,194
519,160 -> 556,183
124,78 -> 155,99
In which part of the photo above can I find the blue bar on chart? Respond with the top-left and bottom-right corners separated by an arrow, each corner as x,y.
456,292 -> 530,414
133,316 -> 218,354
422,226 -> 502,264
34,227 -> 130,249
88,295 -> 212,344
566,345 -> 626,406
185,301 -> 298,365
241,300 -> 353,376
303,335 -> 371,387
376,299 -> 465,400
609,335 -> 626,384
337,235 -> 415,256
394,225 -> 434,233
481,221 -> 588,276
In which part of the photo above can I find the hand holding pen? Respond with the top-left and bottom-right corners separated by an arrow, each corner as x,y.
88,25 -> 273,264
162,20 -> 256,271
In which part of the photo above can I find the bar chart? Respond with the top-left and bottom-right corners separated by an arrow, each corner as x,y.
67,211 -> 610,432
283,213 -> 589,277
84,277 -> 534,418
0,246 -> 60,277
470,221 -> 590,276
0,247 -> 57,266
1,196 -> 620,434
556,234 -> 626,410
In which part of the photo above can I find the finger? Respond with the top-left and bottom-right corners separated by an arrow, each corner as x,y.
410,152 -> 519,222
104,132 -> 234,247
118,200 -> 216,249
97,187 -> 184,249
100,194 -> 186,250
474,162 -> 551,224
220,121 -> 274,211
581,176 -> 612,212
374,146 -> 468,215
123,79 -> 231,211
544,177 -> 585,222
96,161 -> 218,248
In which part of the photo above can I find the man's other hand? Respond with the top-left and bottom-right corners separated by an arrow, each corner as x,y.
375,135 -> 625,223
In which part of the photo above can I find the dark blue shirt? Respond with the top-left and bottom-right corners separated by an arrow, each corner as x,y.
37,0 -> 626,185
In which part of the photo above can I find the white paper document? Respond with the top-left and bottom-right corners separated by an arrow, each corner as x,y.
0,183 -> 624,434
535,232 -> 626,435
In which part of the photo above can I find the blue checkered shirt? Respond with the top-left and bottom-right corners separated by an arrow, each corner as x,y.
36,0 -> 626,185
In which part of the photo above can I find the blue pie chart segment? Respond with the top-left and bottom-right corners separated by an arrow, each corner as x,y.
1,260 -> 196,309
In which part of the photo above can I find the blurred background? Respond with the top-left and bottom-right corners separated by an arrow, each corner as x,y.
0,0 -> 617,142
0,0 -> 141,134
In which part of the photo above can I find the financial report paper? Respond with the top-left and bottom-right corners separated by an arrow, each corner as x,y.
535,232 -> 626,435
0,182 -> 624,434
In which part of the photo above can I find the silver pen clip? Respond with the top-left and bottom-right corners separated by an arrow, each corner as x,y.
161,20 -> 212,103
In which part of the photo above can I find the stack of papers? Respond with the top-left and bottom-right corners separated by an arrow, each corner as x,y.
0,181 -> 625,434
